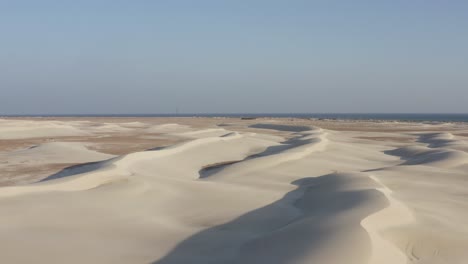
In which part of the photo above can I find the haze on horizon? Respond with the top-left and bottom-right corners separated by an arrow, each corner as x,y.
1,1 -> 467,115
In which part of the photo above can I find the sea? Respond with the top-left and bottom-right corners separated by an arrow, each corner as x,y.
3,113 -> 468,123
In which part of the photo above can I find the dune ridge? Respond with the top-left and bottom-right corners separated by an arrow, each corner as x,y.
0,118 -> 467,263
361,174 -> 415,264
386,132 -> 468,168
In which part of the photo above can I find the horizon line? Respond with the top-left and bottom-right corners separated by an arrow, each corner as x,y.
2,112 -> 468,117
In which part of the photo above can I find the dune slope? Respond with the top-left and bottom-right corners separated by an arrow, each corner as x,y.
0,120 -> 467,264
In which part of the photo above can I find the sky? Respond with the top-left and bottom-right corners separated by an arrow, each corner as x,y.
1,0 -> 467,114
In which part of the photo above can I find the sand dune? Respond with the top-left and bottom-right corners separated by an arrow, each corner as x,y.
144,123 -> 192,133
1,142 -> 114,164
387,132 -> 468,168
418,132 -> 468,152
174,128 -> 232,138
0,118 -> 467,263
0,119 -> 90,139
0,140 -> 116,186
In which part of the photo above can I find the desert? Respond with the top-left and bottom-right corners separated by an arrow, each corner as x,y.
0,117 -> 467,263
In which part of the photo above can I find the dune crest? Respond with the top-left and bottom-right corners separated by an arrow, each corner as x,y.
0,118 -> 467,263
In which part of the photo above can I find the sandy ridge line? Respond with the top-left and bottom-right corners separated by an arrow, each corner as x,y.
205,129 -> 330,180
361,174 -> 416,264
0,131 -> 245,197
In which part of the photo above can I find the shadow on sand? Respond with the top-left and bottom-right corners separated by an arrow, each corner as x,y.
199,135 -> 314,178
40,144 -> 178,182
39,160 -> 107,182
152,173 -> 387,264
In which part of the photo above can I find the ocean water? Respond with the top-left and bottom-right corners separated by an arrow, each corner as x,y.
4,113 -> 468,122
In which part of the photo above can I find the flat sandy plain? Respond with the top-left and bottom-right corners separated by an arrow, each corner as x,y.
1,117 -> 468,264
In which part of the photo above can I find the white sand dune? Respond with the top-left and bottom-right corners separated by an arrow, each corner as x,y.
144,123 -> 192,133
387,146 -> 468,168
1,142 -> 114,164
174,128 -> 231,138
361,174 -> 415,264
249,123 -> 312,132
0,119 -> 467,263
119,121 -> 148,128
418,132 -> 468,152
387,132 -> 468,168
0,119 -> 90,139
84,123 -> 136,133
0,141 -> 116,186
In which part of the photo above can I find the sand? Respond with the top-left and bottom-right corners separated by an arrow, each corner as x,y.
0,117 -> 467,263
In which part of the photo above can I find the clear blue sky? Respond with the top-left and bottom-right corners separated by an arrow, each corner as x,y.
1,0 -> 467,114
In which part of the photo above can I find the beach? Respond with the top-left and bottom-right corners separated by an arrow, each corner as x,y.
1,117 -> 467,264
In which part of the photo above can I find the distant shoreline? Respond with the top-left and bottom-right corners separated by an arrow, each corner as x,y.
2,113 -> 468,123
